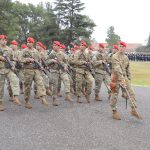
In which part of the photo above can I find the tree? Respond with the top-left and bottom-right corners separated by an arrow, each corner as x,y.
105,26 -> 120,49
136,33 -> 150,53
53,0 -> 96,46
0,0 -> 20,38
10,1 -> 59,46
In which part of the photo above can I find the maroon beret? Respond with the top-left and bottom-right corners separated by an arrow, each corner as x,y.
27,37 -> 35,43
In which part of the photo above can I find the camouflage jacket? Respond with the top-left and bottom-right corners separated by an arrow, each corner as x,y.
112,52 -> 131,81
45,50 -> 67,73
21,48 -> 41,69
0,45 -> 14,73
71,50 -> 91,74
93,51 -> 109,74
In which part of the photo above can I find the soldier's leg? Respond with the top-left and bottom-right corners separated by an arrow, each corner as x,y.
82,79 -> 86,96
0,74 -> 5,111
61,73 -> 72,102
94,73 -> 103,101
125,79 -> 137,108
48,72 -> 53,92
125,79 -> 142,119
18,70 -> 24,94
120,87 -> 127,99
84,72 -> 93,103
34,83 -> 38,99
24,70 -> 34,108
110,83 -> 121,120
76,73 -> 84,103
42,73 -> 51,96
57,77 -> 62,97
50,72 -> 60,106
103,73 -> 111,99
34,70 -> 48,106
68,74 -> 74,94
6,79 -> 13,101
110,83 -> 120,110
72,70 -> 76,93
7,71 -> 21,105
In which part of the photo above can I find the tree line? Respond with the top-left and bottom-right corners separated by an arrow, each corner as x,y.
0,0 -> 96,48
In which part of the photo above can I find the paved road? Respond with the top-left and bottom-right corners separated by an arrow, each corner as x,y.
0,85 -> 150,150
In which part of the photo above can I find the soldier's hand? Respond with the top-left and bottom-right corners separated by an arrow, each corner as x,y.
51,59 -> 58,63
83,61 -> 87,64
0,56 -> 5,61
120,79 -> 126,87
26,58 -> 35,63
64,66 -> 68,71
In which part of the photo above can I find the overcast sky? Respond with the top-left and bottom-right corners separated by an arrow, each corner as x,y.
15,0 -> 150,45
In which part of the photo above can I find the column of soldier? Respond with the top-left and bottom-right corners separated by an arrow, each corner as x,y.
0,34 -> 142,120
126,52 -> 150,61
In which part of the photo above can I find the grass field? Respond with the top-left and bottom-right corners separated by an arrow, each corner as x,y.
130,62 -> 150,87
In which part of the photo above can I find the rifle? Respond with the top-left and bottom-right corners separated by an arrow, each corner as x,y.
41,58 -> 50,74
27,51 -> 48,75
102,61 -> 111,76
15,60 -> 23,69
54,56 -> 70,75
0,48 -> 18,74
79,52 -> 95,78
85,61 -> 95,78
120,83 -> 142,119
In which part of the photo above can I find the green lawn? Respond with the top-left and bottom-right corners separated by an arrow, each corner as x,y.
130,62 -> 150,87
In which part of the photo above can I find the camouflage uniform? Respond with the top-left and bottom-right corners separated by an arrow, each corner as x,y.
46,50 -> 71,106
0,45 -> 20,110
93,50 -> 111,101
108,51 -> 127,99
12,49 -> 24,94
71,49 -> 93,103
110,51 -> 136,110
68,51 -> 77,94
110,49 -> 142,120
21,47 -> 48,108
34,50 -> 51,97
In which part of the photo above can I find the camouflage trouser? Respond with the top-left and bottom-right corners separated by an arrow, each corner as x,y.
7,70 -> 24,97
34,72 -> 49,95
72,69 -> 76,92
94,73 -> 111,95
49,72 -> 70,99
76,71 -> 93,97
18,70 -> 24,83
57,73 -> 74,93
0,70 -> 20,101
110,78 -> 137,111
48,72 -> 53,90
24,69 -> 46,99
57,76 -> 61,93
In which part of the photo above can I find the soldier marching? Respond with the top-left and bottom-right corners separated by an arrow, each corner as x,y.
0,34 -> 143,120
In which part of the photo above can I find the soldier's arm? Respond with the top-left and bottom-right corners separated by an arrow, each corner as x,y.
71,52 -> 86,65
126,59 -> 131,80
19,50 -> 33,63
93,54 -> 103,66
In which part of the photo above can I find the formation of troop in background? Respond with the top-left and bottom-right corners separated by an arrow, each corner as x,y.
0,34 -> 143,120
126,52 -> 150,61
